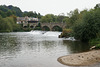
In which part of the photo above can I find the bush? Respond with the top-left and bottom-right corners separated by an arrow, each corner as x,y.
34,27 -> 41,30
73,9 -> 100,41
59,29 -> 73,38
89,38 -> 100,45
89,38 -> 100,49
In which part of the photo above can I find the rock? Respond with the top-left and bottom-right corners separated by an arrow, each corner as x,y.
90,46 -> 96,50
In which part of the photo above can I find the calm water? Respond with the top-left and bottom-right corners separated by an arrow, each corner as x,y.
0,31 -> 100,67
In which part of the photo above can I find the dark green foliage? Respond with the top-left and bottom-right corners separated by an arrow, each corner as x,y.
0,5 -> 41,18
68,9 -> 79,25
23,11 -> 42,18
0,16 -> 10,32
52,26 -> 62,31
0,15 -> 22,32
40,14 -> 56,23
89,38 -> 100,49
59,29 -> 73,38
57,15 -> 65,22
42,26 -> 50,31
37,23 -> 41,28
6,10 -> 13,16
0,16 -> 12,32
59,3 -> 100,48
8,5 -> 22,17
0,5 -> 42,32
34,23 -> 42,30
40,14 -> 66,23
73,8 -> 100,41
0,10 -> 7,18
34,27 -> 41,30
94,3 -> 100,9
0,5 -> 22,17
89,38 -> 100,46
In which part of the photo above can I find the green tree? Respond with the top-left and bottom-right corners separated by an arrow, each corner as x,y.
0,10 -> 7,18
0,16 -> 13,32
40,14 -> 56,23
73,8 -> 100,41
68,9 -> 79,25
94,3 -> 100,9
6,10 -> 13,17
57,15 -> 65,22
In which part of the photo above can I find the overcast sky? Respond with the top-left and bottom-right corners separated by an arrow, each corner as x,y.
0,0 -> 100,15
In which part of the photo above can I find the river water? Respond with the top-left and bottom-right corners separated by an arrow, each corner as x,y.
0,31 -> 100,67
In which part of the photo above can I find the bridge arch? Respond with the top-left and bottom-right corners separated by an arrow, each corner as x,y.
42,26 -> 50,31
23,26 -> 28,28
52,25 -> 62,31
41,22 -> 66,31
30,25 -> 34,28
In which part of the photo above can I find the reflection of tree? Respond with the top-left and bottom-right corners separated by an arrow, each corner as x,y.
0,34 -> 21,56
41,40 -> 62,52
63,40 -> 90,54
25,41 -> 41,52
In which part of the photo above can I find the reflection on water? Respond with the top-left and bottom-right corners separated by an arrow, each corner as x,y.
63,40 -> 90,53
0,31 -> 100,67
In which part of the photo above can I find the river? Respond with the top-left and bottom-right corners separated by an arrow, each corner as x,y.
0,31 -> 99,67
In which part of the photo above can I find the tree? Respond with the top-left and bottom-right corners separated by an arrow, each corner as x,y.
73,8 -> 100,41
94,3 -> 100,9
68,9 -> 79,25
57,14 -> 65,22
62,17 -> 70,28
37,13 -> 42,19
6,10 -> 13,17
0,16 -> 13,32
0,10 -> 7,18
40,14 -> 56,23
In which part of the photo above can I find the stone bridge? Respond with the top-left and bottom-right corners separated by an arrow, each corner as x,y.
40,22 -> 66,31
23,22 -> 66,31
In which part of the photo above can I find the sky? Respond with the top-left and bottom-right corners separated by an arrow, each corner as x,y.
0,0 -> 100,16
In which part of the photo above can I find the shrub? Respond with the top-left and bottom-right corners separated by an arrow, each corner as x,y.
59,29 -> 73,38
89,38 -> 100,49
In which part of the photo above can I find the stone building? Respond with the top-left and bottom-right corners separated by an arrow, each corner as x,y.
17,16 -> 39,28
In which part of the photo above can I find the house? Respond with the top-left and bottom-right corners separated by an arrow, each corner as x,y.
17,16 -> 39,28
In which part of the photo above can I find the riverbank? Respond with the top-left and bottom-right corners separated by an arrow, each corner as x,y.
58,50 -> 100,66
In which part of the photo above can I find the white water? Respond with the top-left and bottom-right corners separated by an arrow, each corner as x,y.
30,30 -> 61,37
30,30 -> 75,41
43,31 -> 61,37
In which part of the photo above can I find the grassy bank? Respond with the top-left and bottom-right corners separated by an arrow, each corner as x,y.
89,38 -> 100,49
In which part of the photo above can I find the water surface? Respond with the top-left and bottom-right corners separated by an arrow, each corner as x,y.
0,31 -> 99,67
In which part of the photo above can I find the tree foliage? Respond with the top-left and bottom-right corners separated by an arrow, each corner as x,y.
40,14 -> 56,23
71,4 -> 100,42
0,5 -> 42,32
0,5 -> 22,17
60,4 -> 100,43
23,11 -> 42,19
0,5 -> 41,18
0,15 -> 22,32
40,14 -> 67,23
